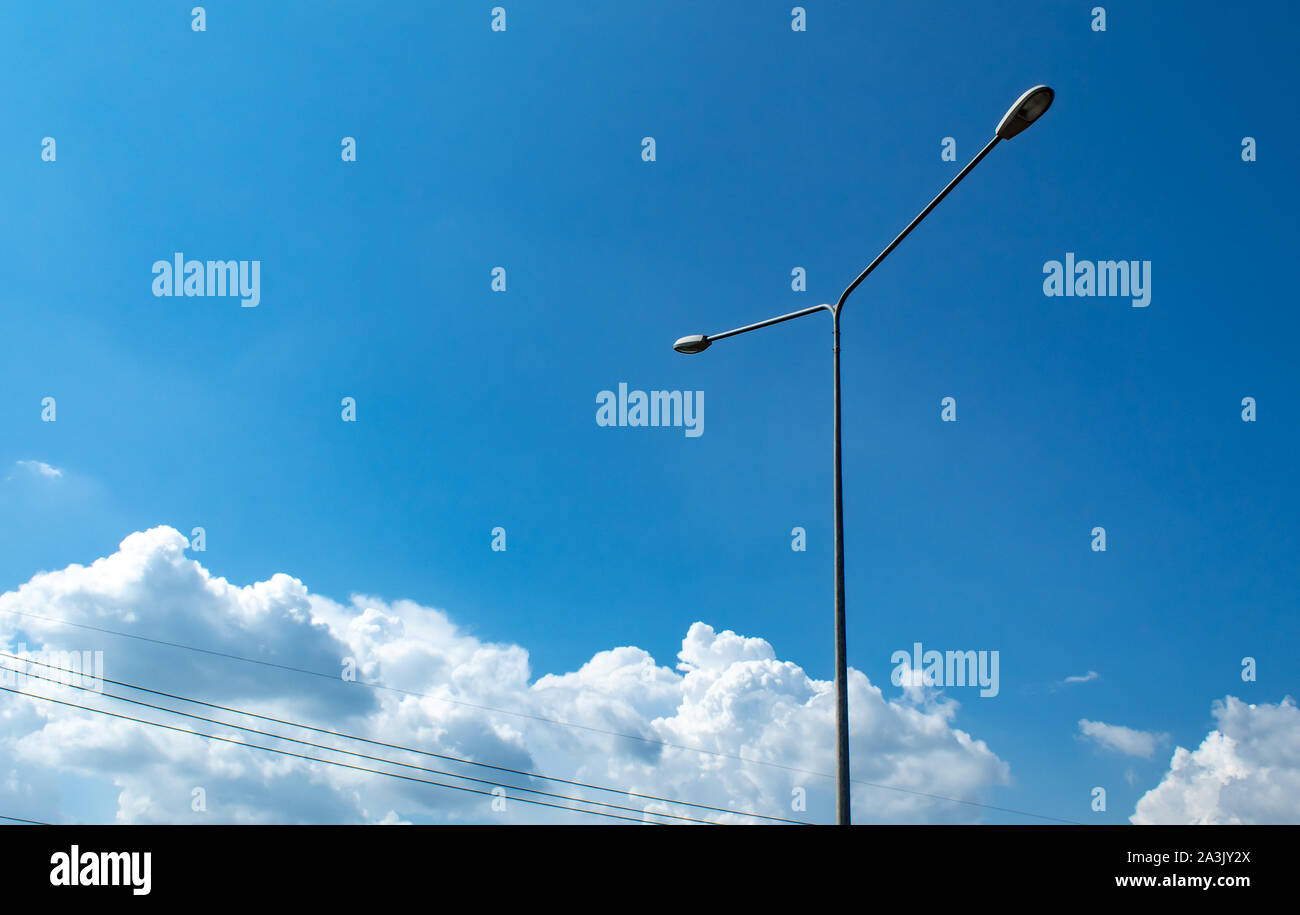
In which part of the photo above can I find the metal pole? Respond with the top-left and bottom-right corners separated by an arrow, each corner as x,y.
832,306 -> 850,825
676,133 -> 1015,826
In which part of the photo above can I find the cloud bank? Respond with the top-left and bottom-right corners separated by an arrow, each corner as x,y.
0,526 -> 1009,824
1132,697 -> 1300,824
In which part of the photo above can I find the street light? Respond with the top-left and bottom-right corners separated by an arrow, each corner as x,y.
996,85 -> 1055,140
672,334 -> 712,354
672,86 -> 1054,826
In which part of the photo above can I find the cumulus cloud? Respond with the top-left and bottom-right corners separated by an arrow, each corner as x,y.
0,526 -> 1010,824
1132,697 -> 1300,824
1078,719 -> 1166,758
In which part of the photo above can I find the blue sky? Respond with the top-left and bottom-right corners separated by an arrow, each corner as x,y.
1,1 -> 1298,825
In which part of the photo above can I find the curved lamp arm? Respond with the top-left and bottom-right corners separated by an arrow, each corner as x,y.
675,135 -> 1002,351
675,85 -> 1054,350
834,135 -> 1000,314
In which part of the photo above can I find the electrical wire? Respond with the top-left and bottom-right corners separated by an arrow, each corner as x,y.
0,607 -> 1082,823
0,607 -> 825,776
0,682 -> 664,825
0,661 -> 738,825
0,651 -> 805,825
0,813 -> 47,825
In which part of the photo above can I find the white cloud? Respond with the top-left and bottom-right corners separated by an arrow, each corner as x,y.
1132,696 -> 1300,824
1078,719 -> 1166,758
0,526 -> 1011,824
10,460 -> 63,480
1063,671 -> 1099,684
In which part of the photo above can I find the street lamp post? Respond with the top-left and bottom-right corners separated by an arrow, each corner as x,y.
673,86 -> 1054,826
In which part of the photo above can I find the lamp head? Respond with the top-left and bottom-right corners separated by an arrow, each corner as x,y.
996,85 -> 1054,140
673,334 -> 711,354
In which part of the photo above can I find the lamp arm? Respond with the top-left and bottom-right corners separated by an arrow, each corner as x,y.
834,134 -> 1001,313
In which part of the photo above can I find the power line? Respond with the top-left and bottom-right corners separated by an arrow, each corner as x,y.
0,683 -> 662,826
0,607 -> 837,778
0,661 -> 732,825
0,651 -> 805,825
0,607 -> 1081,823
0,813 -> 47,825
